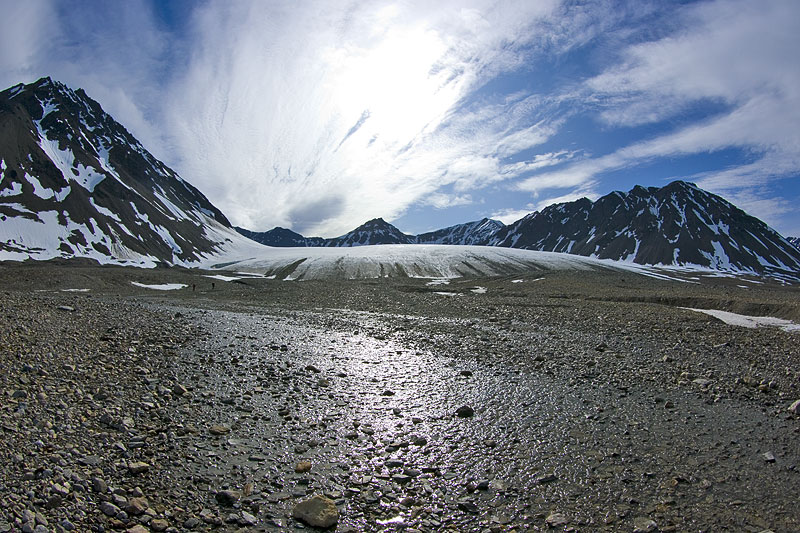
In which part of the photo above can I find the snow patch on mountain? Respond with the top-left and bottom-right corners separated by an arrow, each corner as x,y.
1,77 -> 242,266
491,181 -> 800,279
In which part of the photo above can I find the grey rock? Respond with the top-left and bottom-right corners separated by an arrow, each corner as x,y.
239,511 -> 257,526
788,399 -> 800,414
215,489 -> 241,506
633,517 -> 658,532
455,405 -> 474,418
292,494 -> 339,528
127,461 -> 150,475
100,501 -> 120,517
545,512 -> 569,527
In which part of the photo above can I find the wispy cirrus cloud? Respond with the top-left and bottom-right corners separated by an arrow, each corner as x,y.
163,0 -> 581,235
3,0 -> 799,235
521,0 -> 800,230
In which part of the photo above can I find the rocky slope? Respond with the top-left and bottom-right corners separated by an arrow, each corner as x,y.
0,77 -> 244,265
234,226 -> 325,247
415,218 -> 503,245
490,181 -> 800,277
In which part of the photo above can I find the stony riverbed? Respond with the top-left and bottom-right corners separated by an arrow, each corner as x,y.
1,262 -> 798,532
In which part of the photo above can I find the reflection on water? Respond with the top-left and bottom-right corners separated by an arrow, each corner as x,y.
171,304 -> 800,532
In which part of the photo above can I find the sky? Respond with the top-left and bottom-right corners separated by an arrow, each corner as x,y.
2,0 -> 799,238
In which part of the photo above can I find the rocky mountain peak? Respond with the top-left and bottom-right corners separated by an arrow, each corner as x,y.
1,77 -> 236,265
491,181 -> 800,278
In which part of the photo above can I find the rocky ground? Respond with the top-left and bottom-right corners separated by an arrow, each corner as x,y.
0,261 -> 798,532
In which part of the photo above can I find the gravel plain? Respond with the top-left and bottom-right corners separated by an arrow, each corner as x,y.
1,261 -> 798,533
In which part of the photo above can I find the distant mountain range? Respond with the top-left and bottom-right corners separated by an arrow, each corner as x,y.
2,77 -> 800,279
237,182 -> 800,278
236,217 -> 503,247
489,181 -> 800,277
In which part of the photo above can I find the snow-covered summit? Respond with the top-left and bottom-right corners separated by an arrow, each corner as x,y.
0,77 -> 246,265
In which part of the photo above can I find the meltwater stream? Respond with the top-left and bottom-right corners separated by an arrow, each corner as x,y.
166,305 -> 799,532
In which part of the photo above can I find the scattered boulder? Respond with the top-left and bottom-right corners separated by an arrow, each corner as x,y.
295,461 -> 312,473
127,462 -> 150,475
633,517 -> 658,532
209,424 -> 231,435
788,399 -> 800,414
292,494 -> 339,529
215,489 -> 241,507
545,512 -> 569,527
150,518 -> 169,532
455,405 -> 474,418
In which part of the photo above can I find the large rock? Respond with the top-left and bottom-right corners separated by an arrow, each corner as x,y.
292,494 -> 339,528
788,399 -> 800,414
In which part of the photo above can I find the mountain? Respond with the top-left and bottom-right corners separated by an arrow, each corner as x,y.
0,77 -> 244,266
325,218 -> 415,247
416,218 -> 503,245
235,226 -> 325,247
238,217 -> 505,247
788,237 -> 800,251
491,181 -> 800,277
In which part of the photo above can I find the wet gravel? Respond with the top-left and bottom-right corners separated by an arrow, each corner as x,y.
1,262 -> 799,532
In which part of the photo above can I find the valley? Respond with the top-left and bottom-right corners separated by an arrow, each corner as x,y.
1,262 -> 798,532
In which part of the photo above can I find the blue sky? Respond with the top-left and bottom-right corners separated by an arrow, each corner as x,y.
2,0 -> 799,238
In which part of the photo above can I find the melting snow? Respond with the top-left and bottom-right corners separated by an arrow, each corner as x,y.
203,274 -> 265,282
130,282 -> 187,290
0,181 -> 23,197
471,287 -> 487,294
36,126 -> 106,192
683,308 -> 800,332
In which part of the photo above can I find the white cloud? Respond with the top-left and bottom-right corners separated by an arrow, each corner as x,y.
532,186 -> 599,212
423,193 -> 473,209
0,0 -> 59,87
518,0 -> 800,233
161,0 -> 578,236
490,207 -> 534,225
6,0 -> 798,236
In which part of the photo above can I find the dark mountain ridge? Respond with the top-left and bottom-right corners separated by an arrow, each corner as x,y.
235,226 -> 325,247
235,217 -> 505,247
490,181 -> 800,277
0,77 -> 236,265
325,218 -> 416,247
416,217 -> 503,245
